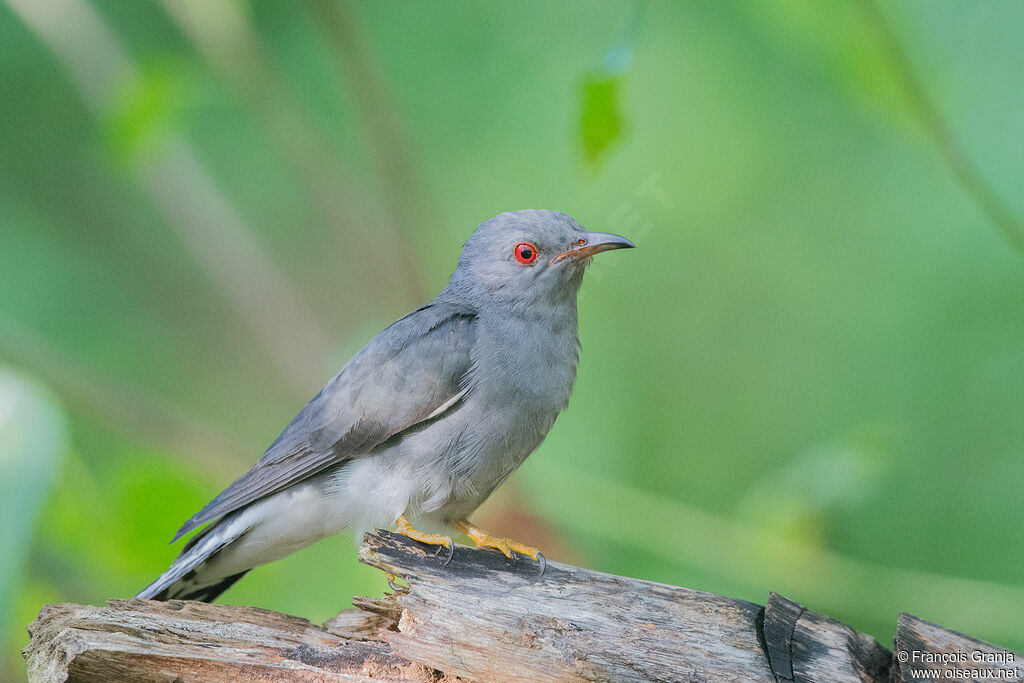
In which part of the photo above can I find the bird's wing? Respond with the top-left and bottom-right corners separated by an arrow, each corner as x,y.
172,303 -> 477,541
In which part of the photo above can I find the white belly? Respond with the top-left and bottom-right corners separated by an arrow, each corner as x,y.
200,392 -> 559,580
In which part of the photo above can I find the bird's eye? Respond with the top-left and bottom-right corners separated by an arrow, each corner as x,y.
514,242 -> 539,265
576,238 -> 588,246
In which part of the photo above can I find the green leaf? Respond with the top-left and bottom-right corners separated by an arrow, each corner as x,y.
579,72 -> 626,170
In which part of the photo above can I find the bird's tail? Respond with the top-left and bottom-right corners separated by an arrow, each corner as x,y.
136,513 -> 252,602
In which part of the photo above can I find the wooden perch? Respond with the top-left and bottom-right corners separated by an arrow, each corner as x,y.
24,530 -> 1022,682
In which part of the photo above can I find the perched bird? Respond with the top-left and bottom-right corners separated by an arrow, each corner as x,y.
138,210 -> 634,602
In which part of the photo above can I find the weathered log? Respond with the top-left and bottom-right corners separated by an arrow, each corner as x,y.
22,530 -> 1023,682
361,530 -> 774,681
762,593 -> 890,683
23,598 -> 446,682
891,613 -> 1022,683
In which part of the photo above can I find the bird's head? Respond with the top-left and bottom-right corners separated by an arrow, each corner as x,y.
445,210 -> 635,308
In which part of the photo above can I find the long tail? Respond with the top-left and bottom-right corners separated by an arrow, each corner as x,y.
136,513 -> 252,602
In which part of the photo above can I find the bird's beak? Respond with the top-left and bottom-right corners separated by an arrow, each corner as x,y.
550,232 -> 636,264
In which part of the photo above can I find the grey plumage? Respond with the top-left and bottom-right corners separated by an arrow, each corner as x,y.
138,210 -> 633,601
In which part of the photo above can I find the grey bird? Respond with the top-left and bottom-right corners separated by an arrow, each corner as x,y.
137,210 -> 634,602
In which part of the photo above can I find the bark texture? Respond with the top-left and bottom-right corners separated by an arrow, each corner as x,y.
22,530 -> 1022,682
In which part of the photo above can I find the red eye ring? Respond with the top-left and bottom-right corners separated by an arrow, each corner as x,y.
514,242 -> 539,265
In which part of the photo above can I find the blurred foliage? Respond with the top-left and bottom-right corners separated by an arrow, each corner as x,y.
0,371 -> 65,652
2,1 -> 1024,679
106,59 -> 187,162
580,73 -> 626,169
579,3 -> 638,169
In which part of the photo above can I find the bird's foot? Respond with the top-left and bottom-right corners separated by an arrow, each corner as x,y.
395,514 -> 454,566
453,519 -> 546,576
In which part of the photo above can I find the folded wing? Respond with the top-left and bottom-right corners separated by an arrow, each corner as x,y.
173,303 -> 477,541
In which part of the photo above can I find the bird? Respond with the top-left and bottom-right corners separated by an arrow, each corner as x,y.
137,209 -> 634,602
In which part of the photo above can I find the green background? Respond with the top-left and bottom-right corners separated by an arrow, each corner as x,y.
2,1 -> 1023,677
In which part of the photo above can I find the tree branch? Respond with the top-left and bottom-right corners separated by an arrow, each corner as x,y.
23,530 -> 1022,681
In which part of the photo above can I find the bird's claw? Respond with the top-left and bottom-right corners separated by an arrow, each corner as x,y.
433,541 -> 455,567
451,519 -> 545,578
385,572 -> 408,593
499,547 -> 545,577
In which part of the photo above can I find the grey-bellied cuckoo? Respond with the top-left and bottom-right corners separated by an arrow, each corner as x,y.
137,209 -> 634,601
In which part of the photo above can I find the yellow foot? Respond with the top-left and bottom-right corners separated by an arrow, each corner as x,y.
395,514 -> 455,565
453,519 -> 547,576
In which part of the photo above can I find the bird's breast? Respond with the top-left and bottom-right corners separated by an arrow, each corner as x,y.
473,311 -> 580,411
383,308 -> 581,521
